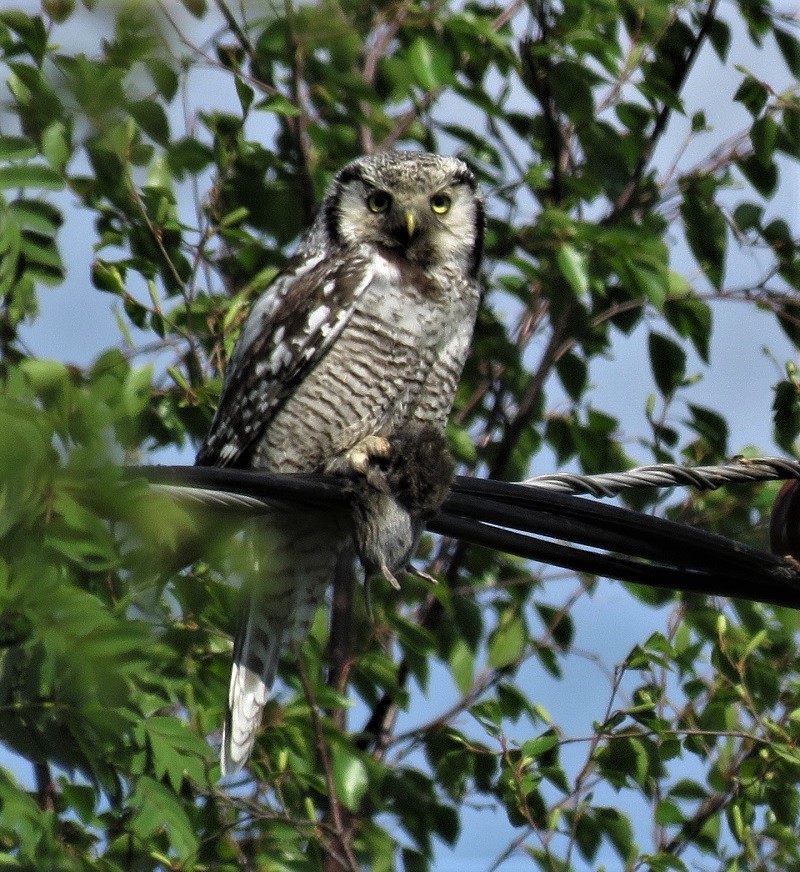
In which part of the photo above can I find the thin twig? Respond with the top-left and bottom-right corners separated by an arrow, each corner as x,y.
489,300 -> 575,478
606,0 -> 721,221
282,0 -> 317,222
297,659 -> 359,872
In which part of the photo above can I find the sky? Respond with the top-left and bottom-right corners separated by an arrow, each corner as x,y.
5,1 -> 800,869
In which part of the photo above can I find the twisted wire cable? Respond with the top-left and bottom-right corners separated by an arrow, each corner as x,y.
524,456 -> 800,496
143,455 -> 800,511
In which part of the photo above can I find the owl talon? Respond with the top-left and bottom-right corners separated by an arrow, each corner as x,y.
408,565 -> 439,585
381,562 -> 402,590
363,564 -> 402,623
364,577 -> 375,622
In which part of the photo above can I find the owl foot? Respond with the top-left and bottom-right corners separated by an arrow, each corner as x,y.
326,435 -> 391,477
345,435 -> 391,475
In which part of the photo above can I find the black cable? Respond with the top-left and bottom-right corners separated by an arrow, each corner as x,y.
447,478 -> 787,573
431,514 -> 800,608
132,464 -> 800,610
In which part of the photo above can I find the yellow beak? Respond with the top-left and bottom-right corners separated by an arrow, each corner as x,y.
404,210 -> 417,240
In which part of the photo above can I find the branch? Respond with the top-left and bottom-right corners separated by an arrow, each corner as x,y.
33,761 -> 56,812
328,549 -> 356,725
284,0 -> 317,223
605,0 -> 721,222
488,300 -> 575,479
297,660 -> 359,872
377,89 -> 442,152
359,2 -> 414,153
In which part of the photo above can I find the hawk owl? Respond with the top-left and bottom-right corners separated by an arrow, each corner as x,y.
196,151 -> 484,774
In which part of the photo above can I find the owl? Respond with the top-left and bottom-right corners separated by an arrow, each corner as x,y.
196,151 -> 484,774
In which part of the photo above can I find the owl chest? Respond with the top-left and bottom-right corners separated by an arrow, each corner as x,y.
255,273 -> 454,472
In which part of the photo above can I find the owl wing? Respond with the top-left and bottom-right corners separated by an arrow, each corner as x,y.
198,248 -> 379,774
197,249 -> 374,469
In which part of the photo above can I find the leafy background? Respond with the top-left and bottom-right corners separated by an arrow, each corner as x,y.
1,0 -> 800,870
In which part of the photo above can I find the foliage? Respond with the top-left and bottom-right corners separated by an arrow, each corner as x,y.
1,0 -> 800,869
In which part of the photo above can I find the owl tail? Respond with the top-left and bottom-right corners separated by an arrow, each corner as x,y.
222,600 -> 283,775
221,513 -> 346,776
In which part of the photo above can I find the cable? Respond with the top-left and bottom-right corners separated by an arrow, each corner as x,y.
524,455 -> 800,497
131,459 -> 800,610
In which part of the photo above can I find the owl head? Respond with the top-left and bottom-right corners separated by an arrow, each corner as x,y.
321,151 -> 484,278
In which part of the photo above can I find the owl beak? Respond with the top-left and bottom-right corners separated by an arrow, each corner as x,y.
404,210 -> 417,241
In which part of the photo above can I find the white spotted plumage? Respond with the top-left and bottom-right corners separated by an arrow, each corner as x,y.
197,152 -> 484,774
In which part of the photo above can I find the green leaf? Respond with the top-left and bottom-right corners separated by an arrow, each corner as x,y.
128,776 -> 198,861
648,331 -> 686,397
773,379 -> 800,453
594,736 -> 651,789
548,60 -> 599,123
19,357 -> 68,395
235,75 -> 254,113
738,153 -> 778,197
407,37 -> 452,90
775,27 -> 800,77
556,351 -> 588,401
679,181 -> 727,289
751,114 -> 778,166
146,58 -> 179,101
448,638 -> 474,695
663,294 -> 712,362
128,99 -> 170,146
142,716 -> 214,791
0,163 -> 64,191
0,12 -> 49,64
331,747 -> 369,812
179,0 -> 207,17
685,403 -> 728,457
167,137 -> 213,176
521,733 -> 559,760
732,201 -> 763,233
41,121 -> 70,171
43,0 -> 76,24
60,781 -> 96,824
256,93 -> 300,116
596,806 -> 635,861
556,243 -> 589,297
402,848 -> 429,872
708,18 -> 731,60
488,611 -> 526,668
733,74 -> 768,116
656,799 -> 685,825
92,259 -> 127,295
447,422 -> 478,464
574,810 -> 602,861
0,135 -> 37,161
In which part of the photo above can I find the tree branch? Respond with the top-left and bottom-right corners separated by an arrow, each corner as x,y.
33,760 -> 56,812
606,0 -> 721,222
297,660 -> 358,872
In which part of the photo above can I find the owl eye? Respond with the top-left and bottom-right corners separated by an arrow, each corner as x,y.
367,190 -> 392,213
430,193 -> 451,214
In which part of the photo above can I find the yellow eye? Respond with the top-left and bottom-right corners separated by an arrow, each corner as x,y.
367,190 -> 392,213
430,193 -> 451,214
